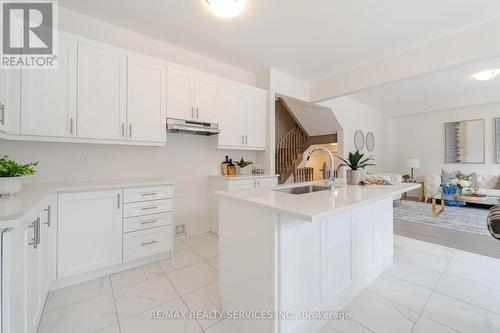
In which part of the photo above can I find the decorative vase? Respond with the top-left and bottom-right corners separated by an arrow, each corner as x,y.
347,169 -> 363,185
442,183 -> 465,207
238,166 -> 252,175
0,177 -> 22,196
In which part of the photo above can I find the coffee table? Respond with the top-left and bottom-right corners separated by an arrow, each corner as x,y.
453,194 -> 500,207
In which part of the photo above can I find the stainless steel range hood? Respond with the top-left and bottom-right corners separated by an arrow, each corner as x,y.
167,118 -> 220,136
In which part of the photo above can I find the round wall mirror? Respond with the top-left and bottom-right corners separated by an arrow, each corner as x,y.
366,132 -> 375,152
354,130 -> 365,151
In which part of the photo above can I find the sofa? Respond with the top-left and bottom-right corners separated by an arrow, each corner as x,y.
424,173 -> 500,201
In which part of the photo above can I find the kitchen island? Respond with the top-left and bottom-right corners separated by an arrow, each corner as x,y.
217,182 -> 420,333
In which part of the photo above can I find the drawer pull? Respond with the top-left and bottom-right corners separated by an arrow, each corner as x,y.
141,240 -> 158,246
141,192 -> 158,196
141,220 -> 158,225
141,206 -> 158,210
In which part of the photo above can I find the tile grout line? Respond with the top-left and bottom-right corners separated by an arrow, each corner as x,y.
108,276 -> 123,333
409,247 -> 454,333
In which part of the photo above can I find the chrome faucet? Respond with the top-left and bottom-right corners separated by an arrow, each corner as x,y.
305,147 -> 336,191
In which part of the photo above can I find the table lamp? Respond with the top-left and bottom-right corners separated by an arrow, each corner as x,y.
406,158 -> 420,182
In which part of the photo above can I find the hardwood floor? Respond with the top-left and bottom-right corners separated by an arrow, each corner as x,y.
394,218 -> 500,259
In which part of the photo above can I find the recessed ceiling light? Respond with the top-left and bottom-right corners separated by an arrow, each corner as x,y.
470,69 -> 500,81
204,0 -> 246,19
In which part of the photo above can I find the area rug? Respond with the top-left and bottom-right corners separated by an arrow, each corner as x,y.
393,200 -> 489,235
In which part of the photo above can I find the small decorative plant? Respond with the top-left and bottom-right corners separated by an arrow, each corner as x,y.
235,158 -> 253,169
448,175 -> 471,190
336,150 -> 375,170
0,155 -> 38,196
0,155 -> 38,177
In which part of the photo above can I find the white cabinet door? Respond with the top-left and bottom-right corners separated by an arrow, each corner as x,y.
218,81 -> 244,148
194,72 -> 218,123
127,56 -> 167,142
244,87 -> 267,149
0,69 -> 21,134
21,37 -> 77,137
58,189 -> 123,278
167,64 -> 195,120
77,43 -> 127,140
26,217 -> 42,333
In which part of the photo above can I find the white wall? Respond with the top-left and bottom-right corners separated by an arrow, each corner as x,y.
1,136 -> 256,235
391,102 -> 500,179
319,97 -> 386,173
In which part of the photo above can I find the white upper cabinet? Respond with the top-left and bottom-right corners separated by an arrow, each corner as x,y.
21,36 -> 77,137
244,87 -> 267,149
218,80 -> 245,148
194,72 -> 218,123
167,64 -> 219,123
218,80 -> 267,150
167,64 -> 195,120
77,43 -> 127,140
0,69 -> 21,134
127,55 -> 167,142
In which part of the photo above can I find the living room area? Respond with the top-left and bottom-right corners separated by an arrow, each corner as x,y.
338,56 -> 500,259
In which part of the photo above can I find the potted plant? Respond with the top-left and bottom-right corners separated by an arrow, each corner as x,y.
0,155 -> 38,196
235,158 -> 253,175
337,151 -> 375,185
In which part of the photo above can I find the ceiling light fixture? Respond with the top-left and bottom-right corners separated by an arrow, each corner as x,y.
204,0 -> 246,19
470,69 -> 500,81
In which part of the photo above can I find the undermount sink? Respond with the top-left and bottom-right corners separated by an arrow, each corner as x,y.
274,185 -> 330,195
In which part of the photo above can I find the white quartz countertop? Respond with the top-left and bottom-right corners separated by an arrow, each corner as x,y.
217,181 -> 421,222
209,174 -> 278,181
0,178 -> 174,227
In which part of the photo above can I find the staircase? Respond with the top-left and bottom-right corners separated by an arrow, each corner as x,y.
275,125 -> 309,183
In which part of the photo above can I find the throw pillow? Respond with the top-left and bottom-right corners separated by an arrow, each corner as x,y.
441,169 -> 460,183
497,177 -> 500,190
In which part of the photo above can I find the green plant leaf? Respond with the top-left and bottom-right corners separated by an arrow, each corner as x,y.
0,155 -> 38,177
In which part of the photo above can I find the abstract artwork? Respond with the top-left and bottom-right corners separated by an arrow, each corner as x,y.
496,118 -> 500,163
445,119 -> 484,163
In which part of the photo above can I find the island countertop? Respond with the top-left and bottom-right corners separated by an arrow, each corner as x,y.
217,181 -> 421,222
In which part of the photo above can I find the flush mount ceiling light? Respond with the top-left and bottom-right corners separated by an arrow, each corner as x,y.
470,69 -> 500,81
204,0 -> 246,19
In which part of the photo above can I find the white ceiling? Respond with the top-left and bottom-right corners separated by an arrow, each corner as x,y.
349,57 -> 500,115
58,0 -> 500,80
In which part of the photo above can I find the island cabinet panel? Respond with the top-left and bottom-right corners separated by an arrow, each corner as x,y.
325,211 -> 353,301
373,199 -> 394,261
353,205 -> 375,279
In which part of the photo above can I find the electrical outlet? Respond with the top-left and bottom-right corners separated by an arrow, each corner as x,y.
81,154 -> 88,167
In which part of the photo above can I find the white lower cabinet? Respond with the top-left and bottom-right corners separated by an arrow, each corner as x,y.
2,198 -> 54,333
123,226 -> 172,262
58,189 -> 123,279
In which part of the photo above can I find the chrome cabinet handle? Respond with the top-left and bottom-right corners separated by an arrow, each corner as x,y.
44,205 -> 51,227
191,106 -> 194,118
36,217 -> 41,245
241,135 -> 244,144
121,123 -> 125,137
28,221 -> 37,249
140,192 -> 158,196
245,135 -> 248,144
196,107 -> 199,119
141,220 -> 158,225
70,118 -> 74,134
129,124 -> 132,138
0,103 -> 5,125
117,193 -> 121,209
141,206 -> 157,211
141,240 -> 158,246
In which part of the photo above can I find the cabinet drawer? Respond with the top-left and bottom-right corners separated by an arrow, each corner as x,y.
123,185 -> 172,203
123,213 -> 172,233
123,199 -> 172,218
123,226 -> 171,262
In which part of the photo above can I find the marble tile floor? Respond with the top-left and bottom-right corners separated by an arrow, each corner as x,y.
37,232 -> 500,333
